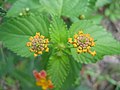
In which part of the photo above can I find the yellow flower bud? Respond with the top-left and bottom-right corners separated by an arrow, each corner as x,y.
78,31 -> 83,35
91,51 -> 96,56
74,34 -> 78,39
45,48 -> 49,52
78,46 -> 82,50
74,39 -> 77,43
73,44 -> 77,48
36,32 -> 40,36
34,35 -> 39,39
34,53 -> 38,57
77,49 -> 82,53
68,38 -> 72,43
87,46 -> 91,50
38,51 -> 42,54
29,36 -> 33,41
40,35 -> 45,39
89,38 -> 94,41
45,39 -> 49,43
91,42 -> 95,46
26,42 -> 31,47
85,34 -> 90,37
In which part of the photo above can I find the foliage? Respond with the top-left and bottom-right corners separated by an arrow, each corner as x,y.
0,0 -> 120,90
105,0 -> 120,21
6,0 -> 42,17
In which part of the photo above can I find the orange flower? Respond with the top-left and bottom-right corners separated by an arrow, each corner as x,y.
33,70 -> 54,90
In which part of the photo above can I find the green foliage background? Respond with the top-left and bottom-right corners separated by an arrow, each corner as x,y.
0,0 -> 120,90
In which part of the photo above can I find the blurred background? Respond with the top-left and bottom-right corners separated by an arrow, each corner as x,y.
0,0 -> 120,90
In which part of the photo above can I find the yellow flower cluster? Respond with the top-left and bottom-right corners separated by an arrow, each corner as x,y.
26,33 -> 49,57
33,70 -> 54,90
68,31 -> 96,56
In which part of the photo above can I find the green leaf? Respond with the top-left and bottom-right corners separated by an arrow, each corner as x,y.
6,0 -> 43,17
40,0 -> 88,17
69,20 -> 120,63
61,58 -> 82,90
49,16 -> 68,44
0,15 -> 50,57
82,0 -> 97,17
5,0 -> 18,4
47,51 -> 70,88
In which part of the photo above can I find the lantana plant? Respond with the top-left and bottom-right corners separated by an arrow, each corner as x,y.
0,0 -> 120,90
33,70 -> 54,90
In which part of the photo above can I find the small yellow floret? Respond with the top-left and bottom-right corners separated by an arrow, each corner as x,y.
26,42 -> 31,47
36,32 -> 40,36
74,34 -> 78,39
91,51 -> 96,56
77,49 -> 82,53
87,46 -> 91,50
68,38 -> 72,43
38,51 -> 42,54
91,42 -> 95,46
78,31 -> 83,35
34,53 -> 38,57
45,48 -> 49,52
40,35 -> 45,39
29,36 -> 33,41
45,39 -> 49,43
90,38 -> 94,41
73,44 -> 77,48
